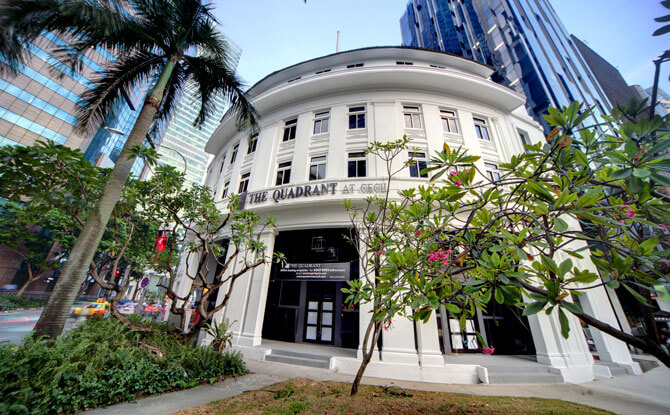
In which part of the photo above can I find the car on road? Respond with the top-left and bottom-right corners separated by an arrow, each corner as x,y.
118,302 -> 137,314
72,301 -> 111,318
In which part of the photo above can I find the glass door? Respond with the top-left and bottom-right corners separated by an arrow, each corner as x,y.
304,293 -> 334,344
448,317 -> 480,352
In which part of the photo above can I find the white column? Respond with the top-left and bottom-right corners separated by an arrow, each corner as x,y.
215,229 -> 277,348
415,313 -> 444,366
381,311 -> 419,365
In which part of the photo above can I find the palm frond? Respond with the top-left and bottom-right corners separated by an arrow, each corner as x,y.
76,50 -> 165,133
183,54 -> 258,133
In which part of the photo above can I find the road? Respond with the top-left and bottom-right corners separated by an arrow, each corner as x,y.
0,308 -> 83,344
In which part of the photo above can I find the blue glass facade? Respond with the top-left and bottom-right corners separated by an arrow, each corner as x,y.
399,0 -> 613,132
0,33 -> 141,155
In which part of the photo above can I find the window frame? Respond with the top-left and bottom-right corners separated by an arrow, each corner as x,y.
473,117 -> 491,141
440,109 -> 459,134
238,172 -> 250,193
309,155 -> 327,181
282,118 -> 297,142
230,144 -> 239,163
275,161 -> 292,186
408,151 -> 428,178
484,162 -> 501,182
221,181 -> 230,199
347,106 -> 366,130
247,134 -> 258,154
403,105 -> 423,129
347,152 -> 367,178
312,110 -> 330,135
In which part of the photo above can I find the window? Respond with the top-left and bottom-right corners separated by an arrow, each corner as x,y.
440,110 -> 459,133
403,105 -> 423,129
348,106 -> 366,129
218,157 -> 225,173
309,156 -> 327,181
238,173 -> 250,193
347,63 -> 364,68
396,61 -> 414,65
518,130 -> 530,147
485,163 -> 501,182
230,144 -> 239,163
315,68 -> 331,74
311,236 -> 325,252
247,134 -> 258,154
275,161 -> 291,185
287,76 -> 302,83
221,181 -> 230,199
282,119 -> 297,141
473,117 -> 490,141
348,152 -> 366,177
313,111 -> 330,135
408,152 -> 428,178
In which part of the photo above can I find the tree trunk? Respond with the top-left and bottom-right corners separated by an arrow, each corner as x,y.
16,275 -> 37,296
32,60 -> 176,340
350,317 -> 382,396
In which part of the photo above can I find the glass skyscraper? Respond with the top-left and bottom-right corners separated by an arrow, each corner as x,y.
0,33 -> 142,160
400,0 -> 613,132
155,38 -> 241,186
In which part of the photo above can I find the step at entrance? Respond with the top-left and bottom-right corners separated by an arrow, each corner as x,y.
484,363 -> 563,384
265,349 -> 331,369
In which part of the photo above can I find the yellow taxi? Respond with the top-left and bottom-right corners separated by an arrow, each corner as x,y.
72,299 -> 111,318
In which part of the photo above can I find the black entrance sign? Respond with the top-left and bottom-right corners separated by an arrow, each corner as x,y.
277,262 -> 350,281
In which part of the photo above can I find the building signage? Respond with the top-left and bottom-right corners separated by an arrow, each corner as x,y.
244,181 -> 388,207
277,262 -> 350,281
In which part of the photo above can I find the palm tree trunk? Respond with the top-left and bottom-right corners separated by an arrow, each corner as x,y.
33,60 -> 177,339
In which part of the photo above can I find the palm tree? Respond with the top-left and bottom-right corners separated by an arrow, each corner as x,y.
0,0 -> 258,339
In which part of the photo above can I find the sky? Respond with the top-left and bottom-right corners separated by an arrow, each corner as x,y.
214,0 -> 669,95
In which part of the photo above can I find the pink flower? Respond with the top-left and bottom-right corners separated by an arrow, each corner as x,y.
379,242 -> 383,246
375,250 -> 386,256
482,346 -> 495,355
450,170 -> 458,176
661,224 -> 668,229
643,149 -> 648,154
415,230 -> 421,236
620,219 -> 626,226
626,209 -> 635,218
442,259 -> 449,266
634,156 -> 639,162
454,180 -> 462,187
446,249 -> 453,255
622,204 -> 629,208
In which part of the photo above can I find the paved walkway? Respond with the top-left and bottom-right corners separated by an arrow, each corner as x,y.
82,359 -> 670,415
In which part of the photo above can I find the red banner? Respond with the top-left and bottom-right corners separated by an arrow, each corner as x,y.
154,231 -> 169,251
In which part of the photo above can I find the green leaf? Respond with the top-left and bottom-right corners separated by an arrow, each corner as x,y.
558,308 -> 570,339
554,217 -> 568,233
606,280 -> 620,289
639,236 -> 658,255
621,283 -> 650,306
494,288 -> 504,304
650,172 -> 670,186
624,140 -> 637,158
610,168 -> 632,180
605,151 -> 630,164
522,300 -> 547,316
526,181 -> 555,203
445,303 -> 461,314
632,168 -> 651,178
560,301 -> 583,315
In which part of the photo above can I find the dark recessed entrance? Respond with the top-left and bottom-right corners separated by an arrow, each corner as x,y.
262,228 -> 359,349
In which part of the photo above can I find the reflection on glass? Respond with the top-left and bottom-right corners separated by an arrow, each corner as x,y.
307,312 -> 317,325
322,327 -> 332,341
306,326 -> 317,340
322,312 -> 332,325
308,301 -> 318,310
323,302 -> 333,311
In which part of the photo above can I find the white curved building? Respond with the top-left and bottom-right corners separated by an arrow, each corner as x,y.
196,47 -> 639,383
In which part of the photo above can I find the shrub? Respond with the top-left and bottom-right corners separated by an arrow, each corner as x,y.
0,318 -> 247,414
0,295 -> 47,312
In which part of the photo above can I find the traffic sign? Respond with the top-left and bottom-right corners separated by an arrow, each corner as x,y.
140,277 -> 150,288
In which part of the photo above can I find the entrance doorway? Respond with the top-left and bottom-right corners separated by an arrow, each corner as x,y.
304,282 -> 335,344
262,228 -> 359,349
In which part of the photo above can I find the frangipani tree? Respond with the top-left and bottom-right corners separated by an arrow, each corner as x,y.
343,102 -> 670,399
0,0 -> 258,339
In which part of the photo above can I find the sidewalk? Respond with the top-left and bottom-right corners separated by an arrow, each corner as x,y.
82,359 -> 670,415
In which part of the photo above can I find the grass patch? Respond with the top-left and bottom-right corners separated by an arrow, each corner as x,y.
0,295 -> 47,311
176,378 -> 612,415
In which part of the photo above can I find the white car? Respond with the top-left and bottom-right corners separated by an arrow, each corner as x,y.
118,302 -> 137,315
